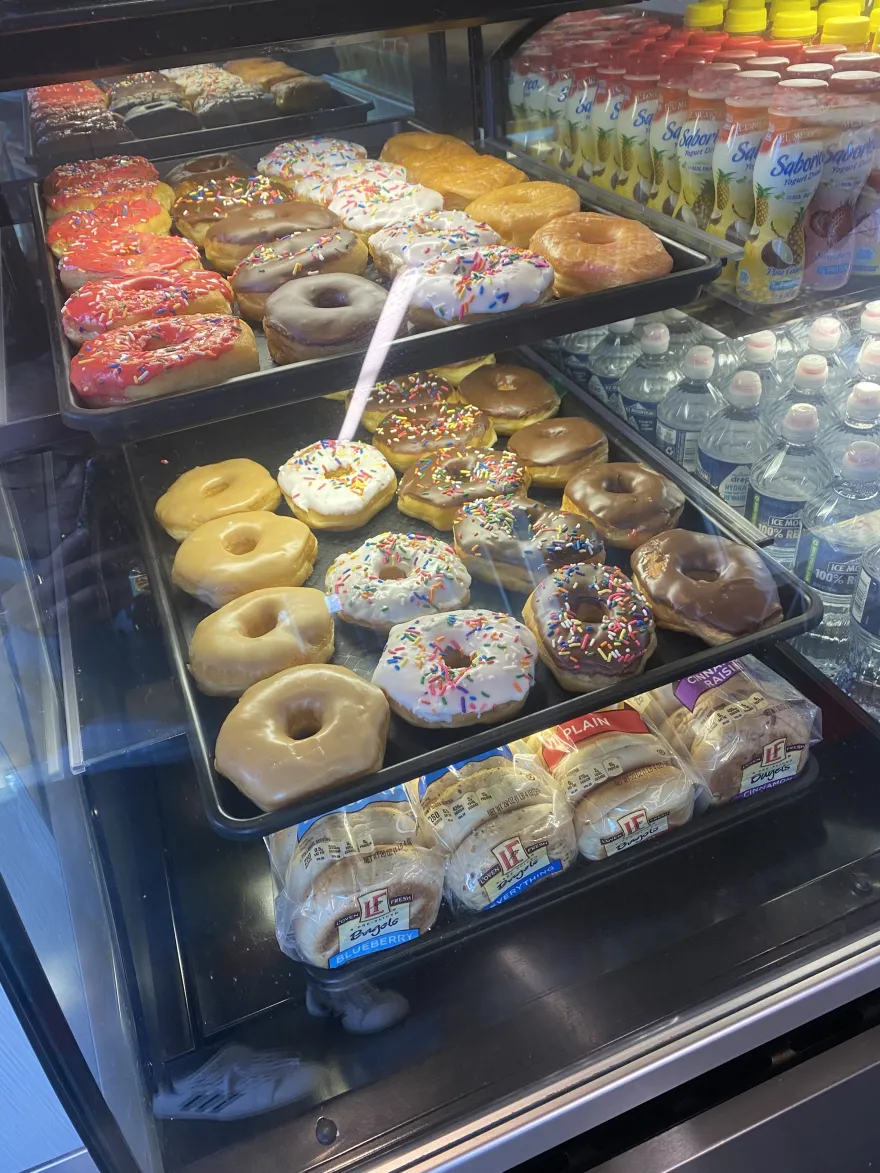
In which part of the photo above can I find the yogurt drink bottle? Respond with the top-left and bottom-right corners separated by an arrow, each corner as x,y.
545,46 -> 575,168
614,58 -> 661,201
590,65 -> 627,189
649,58 -> 695,214
674,63 -> 741,230
565,58 -> 601,178
523,45 -> 553,157
507,49 -> 530,137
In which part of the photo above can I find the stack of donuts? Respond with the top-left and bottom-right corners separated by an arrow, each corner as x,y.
148,353 -> 784,816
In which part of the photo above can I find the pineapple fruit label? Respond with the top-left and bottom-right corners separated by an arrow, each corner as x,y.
590,76 -> 627,189
648,93 -> 688,215
546,67 -> 574,168
854,160 -> 880,276
707,114 -> 770,285
674,104 -> 725,229
737,126 -> 827,304
613,81 -> 659,202
803,123 -> 877,291
566,72 -> 600,180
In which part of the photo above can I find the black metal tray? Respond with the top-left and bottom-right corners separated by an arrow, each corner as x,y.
123,361 -> 822,842
34,127 -> 722,445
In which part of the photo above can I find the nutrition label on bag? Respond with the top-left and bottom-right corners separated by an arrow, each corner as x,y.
852,567 -> 880,637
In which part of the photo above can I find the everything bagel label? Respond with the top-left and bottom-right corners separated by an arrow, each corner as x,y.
479,836 -> 562,908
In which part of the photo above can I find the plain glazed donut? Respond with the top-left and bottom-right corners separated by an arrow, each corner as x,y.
371,609 -> 537,727
277,440 -> 396,531
562,463 -> 685,549
529,212 -> 674,297
70,315 -> 259,407
172,512 -> 318,608
408,156 -> 526,211
523,563 -> 656,693
397,445 -> 529,531
379,131 -> 476,166
171,177 -> 290,246
58,228 -> 201,293
630,530 -> 783,645
457,364 -> 560,435
155,458 -> 282,541
214,664 -> 390,812
203,199 -> 343,274
231,230 -> 368,322
188,586 -> 334,696
354,372 -> 456,432
508,416 -> 609,488
47,197 -> 171,258
407,245 -> 554,329
372,403 -> 497,472
368,210 -> 500,278
263,273 -> 388,364
465,182 -> 580,248
164,152 -> 250,198
325,531 -> 472,632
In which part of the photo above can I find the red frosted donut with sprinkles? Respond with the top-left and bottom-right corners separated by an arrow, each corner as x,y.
46,176 -> 174,222
406,245 -> 554,328
70,314 -> 260,406
42,154 -> 158,198
62,271 -> 234,345
47,197 -> 172,258
58,228 -> 202,293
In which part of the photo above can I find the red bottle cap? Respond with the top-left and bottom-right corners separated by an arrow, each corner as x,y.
765,39 -> 806,63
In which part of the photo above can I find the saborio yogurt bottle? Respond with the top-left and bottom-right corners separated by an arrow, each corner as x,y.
649,58 -> 696,214
523,44 -> 553,156
804,71 -> 880,291
674,62 -> 741,228
545,46 -> 575,167
737,78 -> 829,304
563,56 -> 601,177
614,57 -> 661,201
853,148 -> 880,277
507,49 -> 530,137
589,65 -> 627,188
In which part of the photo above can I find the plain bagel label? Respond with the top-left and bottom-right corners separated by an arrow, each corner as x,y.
479,836 -> 562,908
540,708 -> 652,772
331,887 -> 419,968
602,808 -> 670,855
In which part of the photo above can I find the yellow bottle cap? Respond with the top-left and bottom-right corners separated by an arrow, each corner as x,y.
874,25 -> 880,44
728,0 -> 766,8
822,13 -> 870,41
770,0 -> 811,14
817,0 -> 861,27
871,6 -> 880,31
725,5 -> 769,29
685,1 -> 726,26
772,9 -> 819,32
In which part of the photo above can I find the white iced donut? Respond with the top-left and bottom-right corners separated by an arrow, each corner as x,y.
257,138 -> 367,180
289,160 -> 407,204
371,608 -> 538,728
369,210 -> 502,277
277,439 -> 396,531
325,531 -> 472,632
406,245 -> 554,328
328,178 -> 444,238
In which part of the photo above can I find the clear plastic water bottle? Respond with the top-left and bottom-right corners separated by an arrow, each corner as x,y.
699,324 -> 739,385
745,403 -> 835,570
585,318 -> 640,413
663,309 -> 702,361
655,345 -> 722,473
807,316 -> 851,404
822,382 -> 880,468
840,300 -> 880,371
761,354 -> 842,447
793,440 -> 880,672
728,330 -> 784,412
770,325 -> 800,380
558,326 -> 609,387
835,539 -> 880,718
696,369 -> 763,513
849,338 -> 880,394
617,324 -> 681,445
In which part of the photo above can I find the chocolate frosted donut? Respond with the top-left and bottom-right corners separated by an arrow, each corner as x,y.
205,201 -> 343,275
453,495 -> 605,592
164,152 -> 250,198
563,463 -> 685,550
356,372 -> 455,432
373,403 -> 496,472
397,445 -> 529,531
263,273 -> 388,364
123,100 -> 199,137
508,415 -> 608,488
630,529 -> 783,646
231,228 -> 368,319
458,364 -> 560,435
172,176 -> 290,246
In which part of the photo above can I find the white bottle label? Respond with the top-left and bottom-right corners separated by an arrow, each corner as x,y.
657,422 -> 698,471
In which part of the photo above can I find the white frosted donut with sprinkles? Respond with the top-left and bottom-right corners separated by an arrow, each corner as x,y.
289,160 -> 407,204
328,178 -> 443,239
325,532 -> 472,632
371,608 -> 538,728
257,138 -> 367,180
277,439 -> 397,531
406,245 -> 554,328
369,210 -> 502,277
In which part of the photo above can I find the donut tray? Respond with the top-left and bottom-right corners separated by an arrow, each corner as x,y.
123,361 -> 822,842
33,126 -> 723,446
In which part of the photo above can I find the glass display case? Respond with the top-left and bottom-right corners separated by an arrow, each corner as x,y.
4,4 -> 880,1173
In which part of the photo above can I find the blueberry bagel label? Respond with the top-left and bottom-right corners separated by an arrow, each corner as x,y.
332,887 -> 418,968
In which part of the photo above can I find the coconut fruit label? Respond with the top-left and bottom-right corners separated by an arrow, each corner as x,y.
804,124 -> 876,292
707,114 -> 769,284
648,93 -> 688,216
590,77 -> 626,189
614,82 -> 659,203
673,106 -> 724,230
737,125 -> 826,305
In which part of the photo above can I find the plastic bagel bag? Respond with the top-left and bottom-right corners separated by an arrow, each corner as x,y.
627,657 -> 822,805
268,786 -> 446,969
407,745 -> 577,912
528,706 -> 697,861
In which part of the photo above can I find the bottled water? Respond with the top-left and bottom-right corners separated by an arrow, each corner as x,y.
558,326 -> 609,387
849,338 -> 880,394
699,324 -> 739,385
839,300 -> 880,371
770,325 -> 800,380
617,324 -> 681,446
807,317 -> 851,404
761,354 -> 842,447
585,318 -> 640,413
655,345 -> 722,473
745,404 -> 835,570
696,369 -> 763,513
728,330 -> 784,412
822,382 -> 880,468
793,440 -> 880,672
835,539 -> 880,718
663,309 -> 702,361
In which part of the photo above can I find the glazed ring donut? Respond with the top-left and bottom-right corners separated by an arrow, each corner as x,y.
355,372 -> 456,432
263,273 -> 388,364
452,495 -> 604,593
43,154 -> 158,198
57,228 -> 202,293
630,529 -> 783,645
523,563 -> 656,693
62,271 -> 234,346
465,181 -> 580,248
372,403 -> 496,472
188,586 -> 334,696
203,199 -> 343,274
172,512 -> 318,608
407,245 -> 554,329
379,131 -> 476,166
529,212 -> 673,298
155,458 -> 282,541
397,445 -> 529,531
70,315 -> 259,407
562,463 -> 686,550
325,531 -> 472,632
214,664 -> 389,812
45,177 -> 174,222
46,197 -> 171,258
277,439 -> 397,531
368,209 -> 501,278
431,355 -> 496,387
164,152 -> 250,199
257,138 -> 367,181
457,364 -> 560,435
406,156 -> 525,211
372,608 -> 537,728
171,176 -> 291,247
508,416 -> 608,488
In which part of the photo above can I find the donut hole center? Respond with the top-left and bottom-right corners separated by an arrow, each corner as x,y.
287,704 -> 322,742
439,646 -> 473,671
604,475 -> 634,495
323,464 -> 353,481
201,479 -> 229,497
313,288 -> 350,309
684,567 -> 720,583
243,605 -> 279,638
568,591 -> 608,627
221,528 -> 259,555
378,561 -> 411,581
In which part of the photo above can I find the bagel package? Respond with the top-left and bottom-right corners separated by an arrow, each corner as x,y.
408,746 -> 576,912
627,657 -> 821,805
269,786 -> 445,969
530,706 -> 696,861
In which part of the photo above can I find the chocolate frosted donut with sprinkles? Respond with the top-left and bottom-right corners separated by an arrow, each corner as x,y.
371,608 -> 538,728
397,445 -> 529,531
372,402 -> 497,472
171,176 -> 290,247
523,563 -> 656,693
406,245 -> 554,329
355,372 -> 456,432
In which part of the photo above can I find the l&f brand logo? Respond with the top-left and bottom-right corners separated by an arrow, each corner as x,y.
359,889 -> 390,922
762,738 -> 787,766
493,837 -> 527,874
619,808 -> 648,838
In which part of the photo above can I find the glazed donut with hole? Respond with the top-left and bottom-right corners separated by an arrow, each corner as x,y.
171,512 -> 318,608
277,439 -> 396,531
562,463 -> 685,549
155,458 -> 282,541
465,181 -> 580,248
372,403 -> 497,472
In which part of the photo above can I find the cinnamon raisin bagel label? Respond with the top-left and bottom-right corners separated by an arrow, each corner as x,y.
479,837 -> 562,907
738,737 -> 805,796
670,660 -> 743,711
332,889 -> 418,968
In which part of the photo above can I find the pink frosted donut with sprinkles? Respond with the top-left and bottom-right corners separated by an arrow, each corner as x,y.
325,531 -> 472,632
522,563 -> 656,694
371,608 -> 538,728
368,209 -> 501,278
257,138 -> 367,180
406,245 -> 554,328
276,439 -> 396,531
